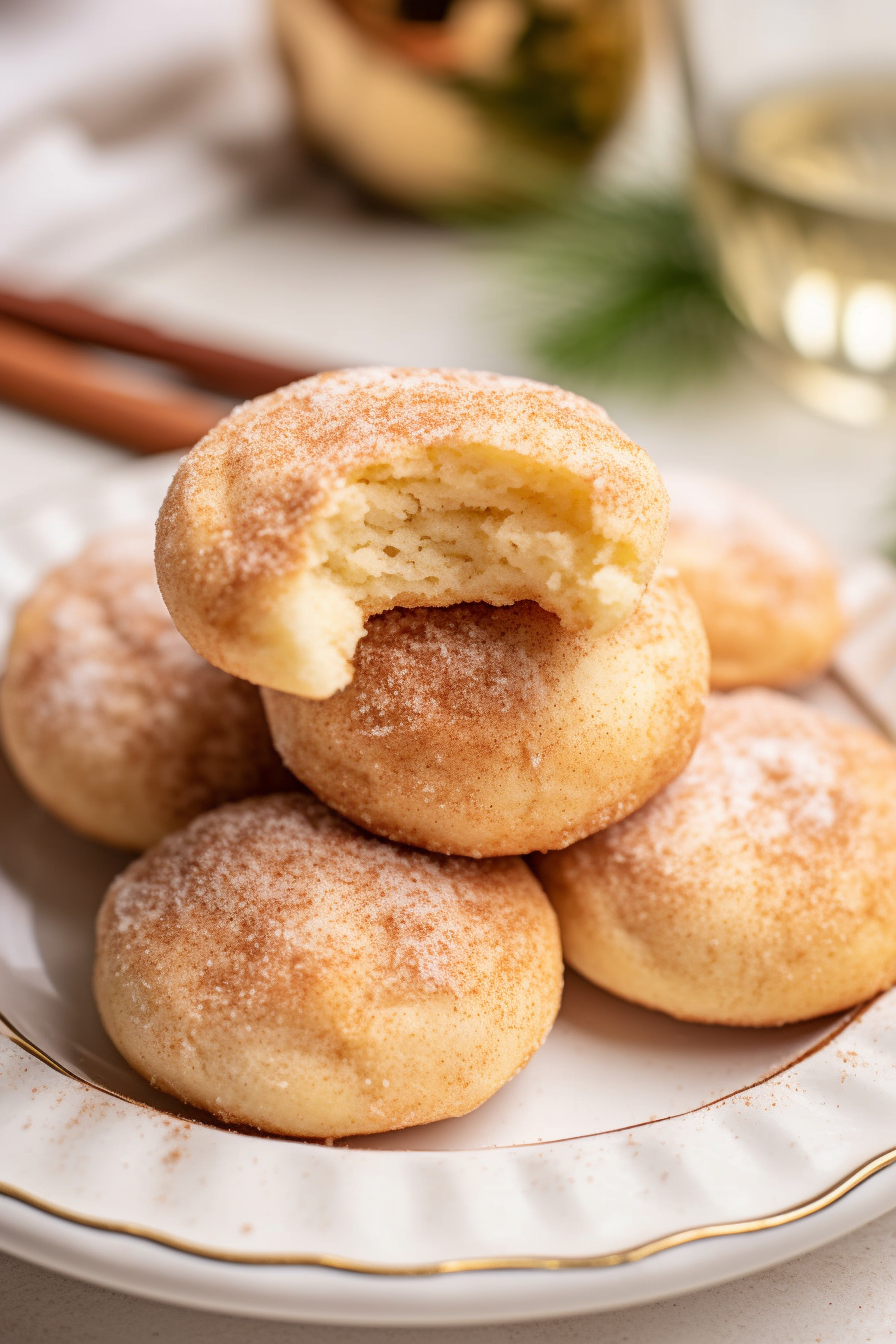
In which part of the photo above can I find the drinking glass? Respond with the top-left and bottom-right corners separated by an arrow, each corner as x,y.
678,0 -> 896,424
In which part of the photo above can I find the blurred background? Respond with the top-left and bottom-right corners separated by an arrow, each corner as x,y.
1,0 -> 896,557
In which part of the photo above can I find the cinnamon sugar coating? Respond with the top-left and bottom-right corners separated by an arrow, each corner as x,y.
93,793 -> 563,1137
156,368 -> 669,699
263,568 -> 709,857
534,690 -> 896,1026
0,527 -> 291,850
664,471 -> 843,689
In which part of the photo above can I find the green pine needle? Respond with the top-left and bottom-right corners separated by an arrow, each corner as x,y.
512,193 -> 737,392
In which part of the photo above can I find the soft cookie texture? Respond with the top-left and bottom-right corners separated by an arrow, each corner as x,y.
156,367 -> 669,699
663,471 -> 843,689
262,568 -> 709,856
0,527 -> 291,850
534,690 -> 896,1027
93,793 -> 563,1137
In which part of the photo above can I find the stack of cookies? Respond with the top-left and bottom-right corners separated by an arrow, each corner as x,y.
4,367 -> 896,1141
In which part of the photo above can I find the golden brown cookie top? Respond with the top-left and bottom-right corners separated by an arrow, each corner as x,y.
663,472 -> 843,688
600,689 -> 889,903
101,792 -> 553,1019
665,471 -> 837,597
1,525 -> 289,848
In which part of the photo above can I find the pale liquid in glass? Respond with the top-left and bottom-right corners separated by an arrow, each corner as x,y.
695,81 -> 896,422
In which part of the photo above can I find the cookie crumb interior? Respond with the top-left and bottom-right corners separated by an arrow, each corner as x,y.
255,444 -> 647,698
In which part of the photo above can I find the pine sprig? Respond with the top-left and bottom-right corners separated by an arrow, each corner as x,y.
513,193 -> 737,391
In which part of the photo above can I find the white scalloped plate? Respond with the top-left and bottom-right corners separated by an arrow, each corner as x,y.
3,455 -> 896,1325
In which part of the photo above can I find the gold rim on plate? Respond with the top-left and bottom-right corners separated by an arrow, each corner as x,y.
1,1007 -> 892,1276
2,1144 -> 896,1275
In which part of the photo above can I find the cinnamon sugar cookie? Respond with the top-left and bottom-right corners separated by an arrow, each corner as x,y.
663,471 -> 843,689
94,792 -> 563,1137
535,690 -> 896,1026
263,568 -> 709,857
0,527 -> 290,850
156,368 -> 669,699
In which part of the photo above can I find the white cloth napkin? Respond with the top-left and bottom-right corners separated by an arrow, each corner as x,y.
0,0 -> 294,292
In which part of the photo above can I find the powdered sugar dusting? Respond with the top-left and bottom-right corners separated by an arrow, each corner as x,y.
702,732 -> 839,846
2,525 -> 289,844
34,526 -> 207,736
96,792 -> 562,1135
104,794 -> 547,1004
606,689 -> 856,870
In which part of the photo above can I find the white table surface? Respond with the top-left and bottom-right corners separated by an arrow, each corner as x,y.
3,197 -> 896,1339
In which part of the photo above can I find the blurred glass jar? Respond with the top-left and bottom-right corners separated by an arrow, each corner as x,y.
272,0 -> 640,211
679,0 -> 896,426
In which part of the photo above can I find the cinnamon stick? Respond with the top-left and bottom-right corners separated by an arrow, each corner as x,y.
0,314 -> 229,454
0,288 -> 316,399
